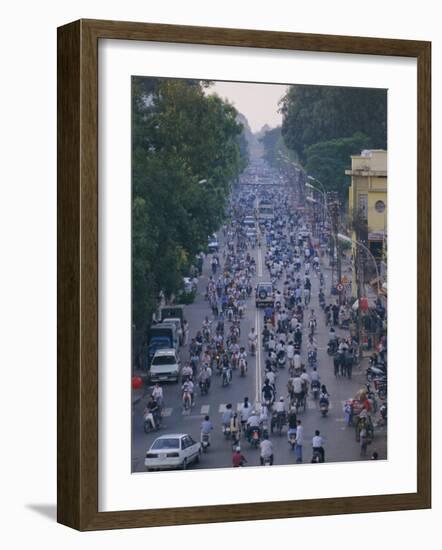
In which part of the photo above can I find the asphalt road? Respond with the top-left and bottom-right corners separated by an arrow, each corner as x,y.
131,212 -> 387,472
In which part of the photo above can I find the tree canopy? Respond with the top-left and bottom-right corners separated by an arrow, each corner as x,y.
132,77 -> 248,329
279,84 -> 387,197
304,132 -> 373,200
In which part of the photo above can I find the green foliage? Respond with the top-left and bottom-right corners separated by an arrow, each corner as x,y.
280,85 -> 387,164
304,132 -> 373,200
132,77 -> 248,329
259,126 -> 295,169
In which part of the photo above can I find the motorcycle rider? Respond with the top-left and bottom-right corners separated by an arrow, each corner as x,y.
310,366 -> 320,384
199,364 -> 212,391
238,346 -> 248,373
230,413 -> 241,446
274,396 -> 286,428
259,435 -> 274,465
300,368 -> 310,393
181,362 -> 193,382
319,385 -> 330,410
151,383 -> 163,409
248,327 -> 258,354
246,410 -> 261,440
232,446 -> 247,467
200,415 -> 213,446
262,379 -> 275,406
181,380 -> 194,407
312,429 -> 325,463
145,395 -> 161,429
239,397 -> 251,431
222,403 -> 234,433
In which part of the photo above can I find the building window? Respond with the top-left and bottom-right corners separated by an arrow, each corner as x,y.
358,194 -> 368,218
375,200 -> 386,213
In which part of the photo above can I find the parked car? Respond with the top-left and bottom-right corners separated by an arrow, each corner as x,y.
144,434 -> 201,471
208,234 -> 219,253
149,348 -> 180,383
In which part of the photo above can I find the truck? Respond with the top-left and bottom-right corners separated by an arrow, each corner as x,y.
146,323 -> 178,367
160,306 -> 184,328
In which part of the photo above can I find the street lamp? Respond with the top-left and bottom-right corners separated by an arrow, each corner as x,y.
198,178 -> 207,185
337,233 -> 381,296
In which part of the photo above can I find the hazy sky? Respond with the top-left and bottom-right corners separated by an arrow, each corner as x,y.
208,81 -> 288,133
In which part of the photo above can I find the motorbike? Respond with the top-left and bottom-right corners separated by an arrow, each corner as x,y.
222,424 -> 231,440
249,427 -> 261,448
319,397 -> 329,417
327,339 -> 337,355
182,390 -> 192,412
311,380 -> 320,400
374,378 -> 388,400
143,411 -> 161,433
201,433 -> 210,453
271,412 -> 286,436
261,455 -> 272,466
366,364 -> 387,382
364,384 -> 378,413
221,366 -> 232,387
308,350 -> 317,367
250,340 -> 257,356
311,449 -> 322,463
277,350 -> 286,368
199,379 -> 209,396
239,358 -> 247,377
288,429 -> 297,450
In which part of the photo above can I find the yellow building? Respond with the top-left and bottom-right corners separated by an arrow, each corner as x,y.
346,149 -> 387,296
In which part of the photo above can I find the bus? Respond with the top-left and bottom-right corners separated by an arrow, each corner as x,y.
258,200 -> 274,220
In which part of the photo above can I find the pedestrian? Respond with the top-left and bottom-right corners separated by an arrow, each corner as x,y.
294,419 -> 303,463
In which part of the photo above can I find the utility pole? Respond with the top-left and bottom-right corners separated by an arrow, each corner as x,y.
329,194 -> 342,304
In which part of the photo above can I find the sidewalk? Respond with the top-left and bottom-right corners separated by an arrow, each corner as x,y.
132,370 -> 151,406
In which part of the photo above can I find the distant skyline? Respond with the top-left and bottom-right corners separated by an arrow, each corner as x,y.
207,81 -> 288,133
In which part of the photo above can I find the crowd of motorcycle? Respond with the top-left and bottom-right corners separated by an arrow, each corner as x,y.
143,181 -> 387,465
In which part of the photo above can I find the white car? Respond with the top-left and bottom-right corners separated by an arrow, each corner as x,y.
149,348 -> 180,383
144,434 -> 201,471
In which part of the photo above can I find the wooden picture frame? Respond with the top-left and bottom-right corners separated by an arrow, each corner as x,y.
57,19 -> 431,531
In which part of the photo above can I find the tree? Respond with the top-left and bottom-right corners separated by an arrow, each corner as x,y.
131,77 -> 248,329
304,132 -> 373,200
280,85 -> 387,163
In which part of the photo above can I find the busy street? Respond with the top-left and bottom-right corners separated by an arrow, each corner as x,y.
132,154 -> 387,472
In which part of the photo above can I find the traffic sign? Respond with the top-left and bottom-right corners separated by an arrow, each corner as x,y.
341,276 -> 349,284
336,283 -> 344,293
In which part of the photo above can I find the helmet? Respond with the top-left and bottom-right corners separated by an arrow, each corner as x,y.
280,396 -> 284,401
236,446 -> 241,452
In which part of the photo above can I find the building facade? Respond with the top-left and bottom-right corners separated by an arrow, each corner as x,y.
346,149 -> 387,297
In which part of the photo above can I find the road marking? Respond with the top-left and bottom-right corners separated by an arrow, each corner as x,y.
255,309 -> 262,404
236,402 -> 243,412
200,405 -> 210,415
257,241 -> 263,277
219,404 -> 227,413
162,408 -> 173,417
